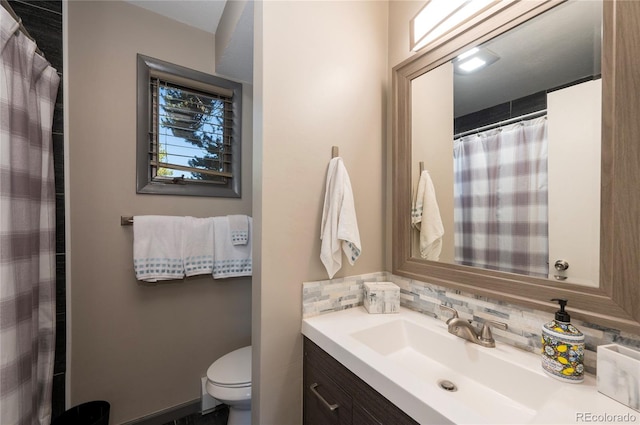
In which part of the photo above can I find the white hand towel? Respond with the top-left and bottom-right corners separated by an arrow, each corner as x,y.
183,217 -> 214,277
228,214 -> 249,245
320,157 -> 362,279
412,170 -> 444,260
133,215 -> 185,282
212,216 -> 252,279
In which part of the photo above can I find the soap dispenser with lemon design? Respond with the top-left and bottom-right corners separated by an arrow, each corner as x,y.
541,298 -> 585,383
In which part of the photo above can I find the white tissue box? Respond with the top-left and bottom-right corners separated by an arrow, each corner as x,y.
363,282 -> 400,314
597,343 -> 640,411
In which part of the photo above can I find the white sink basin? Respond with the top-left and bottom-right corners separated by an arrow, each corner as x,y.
351,318 -> 546,423
302,306 -> 637,425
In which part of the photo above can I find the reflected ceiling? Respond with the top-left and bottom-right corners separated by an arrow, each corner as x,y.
454,1 -> 602,117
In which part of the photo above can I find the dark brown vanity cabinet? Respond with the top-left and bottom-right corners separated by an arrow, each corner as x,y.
303,337 -> 419,425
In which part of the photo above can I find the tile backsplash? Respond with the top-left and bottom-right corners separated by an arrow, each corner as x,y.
302,272 -> 389,317
302,272 -> 640,374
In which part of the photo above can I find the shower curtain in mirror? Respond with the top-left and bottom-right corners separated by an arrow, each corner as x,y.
1,7 -> 59,425
453,116 -> 548,277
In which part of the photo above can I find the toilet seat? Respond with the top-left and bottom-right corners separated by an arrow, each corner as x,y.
205,345 -> 252,424
207,346 -> 251,388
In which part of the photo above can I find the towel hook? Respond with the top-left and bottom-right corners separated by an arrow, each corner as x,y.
331,146 -> 339,158
419,161 -> 425,174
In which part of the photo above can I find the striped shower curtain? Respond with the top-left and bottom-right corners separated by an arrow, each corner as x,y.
453,117 -> 548,277
1,6 -> 60,425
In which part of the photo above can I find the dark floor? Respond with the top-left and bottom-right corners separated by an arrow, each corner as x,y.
162,405 -> 229,425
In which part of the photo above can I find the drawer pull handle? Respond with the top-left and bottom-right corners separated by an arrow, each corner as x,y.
310,383 -> 339,411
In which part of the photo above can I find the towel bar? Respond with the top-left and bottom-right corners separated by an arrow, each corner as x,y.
121,216 -> 134,226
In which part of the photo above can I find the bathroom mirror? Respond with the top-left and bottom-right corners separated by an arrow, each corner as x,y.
392,0 -> 640,334
410,1 -> 602,287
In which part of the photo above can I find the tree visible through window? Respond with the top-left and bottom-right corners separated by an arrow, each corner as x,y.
137,54 -> 242,197
155,81 -> 231,184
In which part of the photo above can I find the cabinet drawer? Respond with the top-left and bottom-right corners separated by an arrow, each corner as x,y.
303,337 -> 419,425
304,356 -> 352,425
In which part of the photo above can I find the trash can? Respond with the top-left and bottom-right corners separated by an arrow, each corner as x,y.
51,400 -> 110,425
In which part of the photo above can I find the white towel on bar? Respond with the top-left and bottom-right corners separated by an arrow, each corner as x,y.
412,170 -> 444,260
320,157 -> 361,279
228,214 -> 249,245
183,217 -> 215,277
212,216 -> 252,279
133,215 -> 185,282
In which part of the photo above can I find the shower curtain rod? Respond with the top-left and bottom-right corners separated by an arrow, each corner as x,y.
1,0 -> 44,57
454,109 -> 547,139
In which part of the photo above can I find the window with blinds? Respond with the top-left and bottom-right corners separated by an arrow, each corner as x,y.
136,54 -> 242,197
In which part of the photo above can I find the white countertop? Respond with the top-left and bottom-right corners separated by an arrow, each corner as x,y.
302,306 -> 639,425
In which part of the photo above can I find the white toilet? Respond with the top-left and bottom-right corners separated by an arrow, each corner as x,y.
205,346 -> 252,425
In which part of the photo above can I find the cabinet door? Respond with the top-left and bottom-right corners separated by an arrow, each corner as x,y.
353,380 -> 418,424
304,355 -> 352,425
303,337 -> 418,425
353,402 -> 383,425
353,398 -> 418,425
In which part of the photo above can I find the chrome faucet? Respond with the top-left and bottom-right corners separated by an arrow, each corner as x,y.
439,304 -> 508,348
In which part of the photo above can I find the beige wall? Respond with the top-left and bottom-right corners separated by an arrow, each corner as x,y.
386,0 -> 425,269
253,1 -> 389,423
388,1 -> 424,69
67,2 -> 252,423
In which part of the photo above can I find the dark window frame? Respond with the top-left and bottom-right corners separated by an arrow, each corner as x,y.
136,54 -> 242,197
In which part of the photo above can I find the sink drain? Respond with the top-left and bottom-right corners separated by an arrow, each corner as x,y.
437,379 -> 458,392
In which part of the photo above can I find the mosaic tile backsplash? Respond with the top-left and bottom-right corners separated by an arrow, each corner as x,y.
302,272 -> 640,375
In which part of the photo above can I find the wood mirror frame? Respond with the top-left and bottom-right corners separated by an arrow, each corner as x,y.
392,0 -> 640,334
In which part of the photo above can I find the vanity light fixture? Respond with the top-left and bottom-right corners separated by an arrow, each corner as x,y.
411,0 -> 495,52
